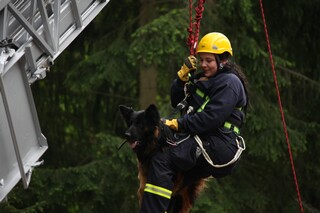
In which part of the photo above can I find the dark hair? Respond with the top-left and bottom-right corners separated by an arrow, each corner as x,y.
219,52 -> 230,61
224,61 -> 250,113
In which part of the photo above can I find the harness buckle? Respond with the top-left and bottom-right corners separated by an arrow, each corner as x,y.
236,136 -> 246,150
224,121 -> 240,134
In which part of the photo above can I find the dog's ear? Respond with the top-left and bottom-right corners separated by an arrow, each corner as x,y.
119,105 -> 134,125
145,104 -> 160,126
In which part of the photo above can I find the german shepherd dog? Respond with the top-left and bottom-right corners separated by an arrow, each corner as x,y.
119,104 -> 207,213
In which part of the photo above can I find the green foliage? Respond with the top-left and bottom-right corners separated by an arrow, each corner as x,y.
245,91 -> 308,162
128,8 -> 188,66
65,37 -> 136,93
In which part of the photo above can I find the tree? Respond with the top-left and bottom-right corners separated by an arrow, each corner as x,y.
138,0 -> 157,109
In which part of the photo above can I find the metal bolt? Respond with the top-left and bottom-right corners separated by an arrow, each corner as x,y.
0,179 -> 4,187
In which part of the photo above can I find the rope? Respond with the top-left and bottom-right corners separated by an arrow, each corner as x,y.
187,0 -> 205,55
259,1 -> 304,212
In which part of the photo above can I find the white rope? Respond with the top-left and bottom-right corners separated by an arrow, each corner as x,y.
193,135 -> 246,168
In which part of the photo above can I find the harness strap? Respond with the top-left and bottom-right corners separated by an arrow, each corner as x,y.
224,121 -> 240,134
166,94 -> 189,120
194,88 -> 209,113
194,135 -> 245,168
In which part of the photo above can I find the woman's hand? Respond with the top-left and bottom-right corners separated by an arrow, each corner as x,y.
177,55 -> 197,81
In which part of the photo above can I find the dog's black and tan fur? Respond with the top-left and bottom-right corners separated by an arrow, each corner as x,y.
119,104 -> 207,213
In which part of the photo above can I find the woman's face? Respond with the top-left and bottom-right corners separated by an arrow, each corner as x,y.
198,52 -> 218,77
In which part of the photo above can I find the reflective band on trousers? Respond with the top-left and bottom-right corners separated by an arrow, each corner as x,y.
144,183 -> 172,199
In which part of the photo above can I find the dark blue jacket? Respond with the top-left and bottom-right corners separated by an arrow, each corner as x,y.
171,66 -> 247,137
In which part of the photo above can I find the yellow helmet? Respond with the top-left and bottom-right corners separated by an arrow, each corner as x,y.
196,32 -> 233,56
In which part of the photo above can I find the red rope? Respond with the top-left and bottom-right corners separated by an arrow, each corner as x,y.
259,1 -> 304,212
187,0 -> 194,54
187,0 -> 205,55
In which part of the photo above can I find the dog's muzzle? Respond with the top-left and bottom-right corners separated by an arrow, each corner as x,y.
118,132 -> 140,151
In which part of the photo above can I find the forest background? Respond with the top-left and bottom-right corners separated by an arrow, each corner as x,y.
1,0 -> 319,212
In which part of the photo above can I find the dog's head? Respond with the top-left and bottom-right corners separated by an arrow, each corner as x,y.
119,104 -> 161,160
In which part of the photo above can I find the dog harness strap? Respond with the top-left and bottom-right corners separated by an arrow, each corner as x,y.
144,183 -> 172,199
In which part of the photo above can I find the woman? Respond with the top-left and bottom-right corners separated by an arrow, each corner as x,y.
140,32 -> 249,212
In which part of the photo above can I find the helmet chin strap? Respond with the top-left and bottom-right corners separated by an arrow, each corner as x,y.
215,54 -> 229,70
219,62 -> 225,70
214,54 -> 224,70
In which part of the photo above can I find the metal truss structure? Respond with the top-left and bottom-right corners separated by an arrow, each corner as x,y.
0,0 -> 109,201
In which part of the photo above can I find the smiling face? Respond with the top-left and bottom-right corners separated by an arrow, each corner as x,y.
198,52 -> 219,78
